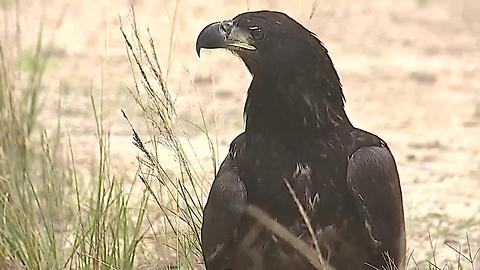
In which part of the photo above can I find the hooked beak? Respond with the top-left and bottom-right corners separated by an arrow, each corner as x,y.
196,20 -> 256,56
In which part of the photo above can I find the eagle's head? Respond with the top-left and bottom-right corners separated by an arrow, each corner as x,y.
196,10 -> 348,132
196,11 -> 329,75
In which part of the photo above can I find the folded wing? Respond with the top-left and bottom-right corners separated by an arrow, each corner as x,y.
202,157 -> 247,270
346,145 -> 406,267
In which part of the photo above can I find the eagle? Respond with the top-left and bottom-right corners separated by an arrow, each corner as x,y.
196,11 -> 406,270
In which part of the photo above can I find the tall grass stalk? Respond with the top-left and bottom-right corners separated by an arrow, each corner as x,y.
120,8 -> 212,268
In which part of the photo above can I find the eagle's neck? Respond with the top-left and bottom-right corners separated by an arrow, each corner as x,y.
243,66 -> 351,138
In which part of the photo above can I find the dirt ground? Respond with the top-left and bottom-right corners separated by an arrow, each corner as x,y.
6,0 -> 480,267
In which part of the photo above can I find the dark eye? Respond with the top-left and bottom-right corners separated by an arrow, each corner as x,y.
249,26 -> 265,40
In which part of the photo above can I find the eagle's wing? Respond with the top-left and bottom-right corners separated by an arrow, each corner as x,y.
202,156 -> 247,269
346,145 -> 406,265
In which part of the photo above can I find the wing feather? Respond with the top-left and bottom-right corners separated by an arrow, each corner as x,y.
202,156 -> 247,269
346,146 -> 406,266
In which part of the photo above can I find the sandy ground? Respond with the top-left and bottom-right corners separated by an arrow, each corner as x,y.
4,0 -> 480,267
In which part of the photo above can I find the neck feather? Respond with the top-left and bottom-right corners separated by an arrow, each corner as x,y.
244,66 -> 350,137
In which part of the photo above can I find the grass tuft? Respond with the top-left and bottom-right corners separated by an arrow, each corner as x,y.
120,8 -> 211,269
0,3 -> 149,269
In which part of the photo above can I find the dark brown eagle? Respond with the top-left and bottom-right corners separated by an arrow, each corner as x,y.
196,10 -> 406,270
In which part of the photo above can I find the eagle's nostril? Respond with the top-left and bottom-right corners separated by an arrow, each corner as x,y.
219,21 -> 233,35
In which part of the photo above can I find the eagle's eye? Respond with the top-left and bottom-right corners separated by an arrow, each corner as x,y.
249,26 -> 265,40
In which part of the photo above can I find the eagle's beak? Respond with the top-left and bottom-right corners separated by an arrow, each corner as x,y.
196,20 -> 256,57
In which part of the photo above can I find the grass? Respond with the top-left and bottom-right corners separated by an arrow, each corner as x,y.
0,2 -> 479,270
0,3 -> 149,269
120,9 -> 209,268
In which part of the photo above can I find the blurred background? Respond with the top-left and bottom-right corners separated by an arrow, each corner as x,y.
1,0 -> 479,269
